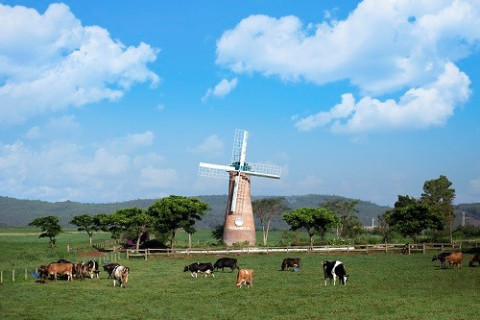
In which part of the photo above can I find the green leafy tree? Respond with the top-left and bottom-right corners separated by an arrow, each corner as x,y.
420,175 -> 456,243
97,212 -> 129,243
321,199 -> 360,238
148,195 -> 210,249
385,196 -> 443,242
115,207 -> 154,252
28,216 -> 62,248
252,197 -> 290,246
69,214 -> 98,245
283,207 -> 339,249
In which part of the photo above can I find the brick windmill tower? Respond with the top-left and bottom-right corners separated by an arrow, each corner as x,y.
199,129 -> 281,246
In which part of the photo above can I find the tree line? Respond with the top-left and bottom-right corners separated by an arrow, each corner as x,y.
28,175 -> 462,249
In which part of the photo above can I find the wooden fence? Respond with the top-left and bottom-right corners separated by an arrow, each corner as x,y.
123,242 -> 465,260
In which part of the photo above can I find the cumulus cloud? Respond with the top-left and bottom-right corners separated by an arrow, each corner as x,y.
202,78 -> 238,103
216,0 -> 480,132
0,132 -> 177,202
0,3 -> 159,125
187,135 -> 224,156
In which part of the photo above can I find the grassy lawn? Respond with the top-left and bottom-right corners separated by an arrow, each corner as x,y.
0,230 -> 479,319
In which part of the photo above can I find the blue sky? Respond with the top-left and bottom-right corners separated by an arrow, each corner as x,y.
0,0 -> 479,206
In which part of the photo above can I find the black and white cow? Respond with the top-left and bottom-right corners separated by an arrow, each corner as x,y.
323,260 -> 348,286
183,262 -> 215,278
112,265 -> 129,288
84,260 -> 100,279
214,258 -> 239,272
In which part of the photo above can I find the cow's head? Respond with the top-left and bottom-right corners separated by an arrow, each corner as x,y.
183,265 -> 190,272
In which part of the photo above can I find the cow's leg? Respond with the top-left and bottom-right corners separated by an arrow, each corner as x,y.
113,279 -> 116,287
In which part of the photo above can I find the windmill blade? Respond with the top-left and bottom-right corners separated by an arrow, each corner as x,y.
245,162 -> 282,179
231,129 -> 248,166
198,162 -> 235,179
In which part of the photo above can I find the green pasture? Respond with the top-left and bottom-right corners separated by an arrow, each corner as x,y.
0,229 -> 479,319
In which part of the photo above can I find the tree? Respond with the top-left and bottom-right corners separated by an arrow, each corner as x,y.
252,197 -> 290,246
28,216 -> 62,248
420,175 -> 456,243
148,195 -> 210,249
283,207 -> 339,249
69,214 -> 98,245
321,199 -> 359,238
114,207 -> 154,252
98,212 -> 129,243
385,196 -> 443,242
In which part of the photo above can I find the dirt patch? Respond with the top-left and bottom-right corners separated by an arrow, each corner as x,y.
78,251 -> 106,258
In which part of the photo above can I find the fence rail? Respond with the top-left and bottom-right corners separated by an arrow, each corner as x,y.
123,242 -> 465,260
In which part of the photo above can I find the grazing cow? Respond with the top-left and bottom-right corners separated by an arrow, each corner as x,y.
236,269 -> 254,288
46,262 -> 73,281
112,265 -> 129,288
72,263 -> 88,279
281,258 -> 301,271
84,260 -> 100,279
469,253 -> 480,267
214,258 -> 239,272
323,260 -> 348,286
183,262 -> 215,278
103,263 -> 120,278
432,252 -> 452,268
37,265 -> 49,280
445,251 -> 463,269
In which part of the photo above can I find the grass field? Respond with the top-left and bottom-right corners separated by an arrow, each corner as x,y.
0,229 -> 479,320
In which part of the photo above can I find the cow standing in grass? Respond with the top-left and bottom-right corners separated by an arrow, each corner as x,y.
184,262 -> 215,278
112,265 -> 129,288
323,260 -> 348,286
214,258 -> 239,272
236,269 -> 254,288
469,253 -> 480,267
281,258 -> 300,271
432,252 -> 452,268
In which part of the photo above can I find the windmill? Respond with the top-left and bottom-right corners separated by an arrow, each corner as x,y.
199,129 -> 281,246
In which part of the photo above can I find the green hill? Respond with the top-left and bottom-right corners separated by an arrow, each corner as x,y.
0,194 -> 390,228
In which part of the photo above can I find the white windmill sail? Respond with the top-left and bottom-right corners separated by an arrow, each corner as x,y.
198,129 -> 282,213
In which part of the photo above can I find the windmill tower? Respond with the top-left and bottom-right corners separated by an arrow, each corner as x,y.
199,129 -> 281,246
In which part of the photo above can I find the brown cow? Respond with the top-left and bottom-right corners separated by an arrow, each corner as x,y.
236,269 -> 254,288
445,251 -> 463,269
47,262 -> 73,281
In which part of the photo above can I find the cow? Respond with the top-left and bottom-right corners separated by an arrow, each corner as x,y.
72,263 -> 88,279
112,265 -> 129,288
46,262 -> 73,281
323,260 -> 348,286
214,258 -> 239,272
445,251 -> 463,269
281,258 -> 301,271
236,269 -> 254,288
469,253 -> 480,267
432,252 -> 452,268
84,260 -> 100,279
103,263 -> 120,278
183,262 -> 215,278
37,265 -> 49,280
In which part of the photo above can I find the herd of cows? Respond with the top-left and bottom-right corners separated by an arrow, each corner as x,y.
36,259 -> 130,287
35,250 -> 479,289
182,257 -> 349,287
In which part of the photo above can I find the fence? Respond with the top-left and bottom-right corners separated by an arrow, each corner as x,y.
123,242 -> 463,260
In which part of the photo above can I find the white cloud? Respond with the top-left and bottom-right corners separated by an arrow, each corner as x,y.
187,135 -> 224,156
295,62 -> 471,132
0,136 -> 177,202
0,3 -> 159,125
216,0 -> 480,132
202,78 -> 238,103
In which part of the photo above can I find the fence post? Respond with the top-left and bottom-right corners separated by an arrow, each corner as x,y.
422,243 -> 426,254
408,244 -> 411,255
385,243 -> 388,253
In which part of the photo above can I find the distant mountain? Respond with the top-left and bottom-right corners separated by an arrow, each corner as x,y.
1,194 -> 476,229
